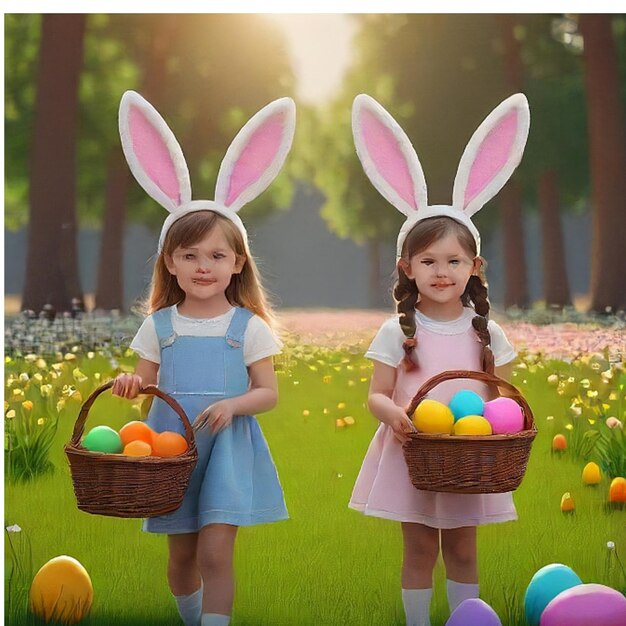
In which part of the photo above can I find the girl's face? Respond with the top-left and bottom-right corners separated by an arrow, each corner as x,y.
165,224 -> 245,306
400,233 -> 479,307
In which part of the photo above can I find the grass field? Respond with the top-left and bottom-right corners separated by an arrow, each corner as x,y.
5,342 -> 626,625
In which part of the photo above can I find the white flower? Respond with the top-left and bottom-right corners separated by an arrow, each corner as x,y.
607,541 -> 615,550
6,524 -> 22,533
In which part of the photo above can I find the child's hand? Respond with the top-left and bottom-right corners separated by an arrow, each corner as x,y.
385,406 -> 417,444
111,373 -> 143,399
194,400 -> 235,434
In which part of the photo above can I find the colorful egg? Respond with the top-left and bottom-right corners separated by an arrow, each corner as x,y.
524,563 -> 582,626
540,583 -> 626,626
483,397 -> 524,434
81,425 -> 122,453
448,390 -> 484,421
123,440 -> 152,457
119,420 -> 155,447
29,555 -> 93,624
609,477 -> 626,503
560,492 -> 575,513
582,462 -> 601,485
153,431 -> 188,457
453,415 -> 492,436
446,598 -> 502,626
412,399 -> 454,434
552,434 -> 567,451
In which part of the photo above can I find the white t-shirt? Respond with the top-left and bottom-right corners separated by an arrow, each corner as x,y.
130,306 -> 282,367
366,307 -> 517,368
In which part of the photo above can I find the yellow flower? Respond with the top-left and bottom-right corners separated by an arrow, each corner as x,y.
323,375 -> 332,384
94,373 -> 101,381
4,401 -> 9,412
580,378 -> 591,389
323,408 -> 329,415
5,356 -> 12,364
56,399 -> 66,413
609,392 -> 618,401
344,416 -> 355,426
35,358 -> 47,369
348,380 -> 356,386
37,418 -> 45,426
19,373 -> 29,382
12,388 -> 24,398
87,351 -> 95,359
72,368 -> 88,383
587,390 -> 598,398
64,353 -> 76,361
22,400 -> 34,411
337,402 -> 346,409
565,423 -> 574,431
302,410 -> 310,417
360,377 -> 368,382
40,384 -> 53,397
601,369 -> 613,381
6,410 -> 16,419
32,373 -> 43,383
547,374 -> 559,386
336,418 -> 346,428
51,363 -> 65,372
24,354 -> 37,363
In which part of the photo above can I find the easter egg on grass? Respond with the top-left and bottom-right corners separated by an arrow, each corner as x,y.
540,583 -> 626,626
412,399 -> 454,434
446,598 -> 502,626
81,425 -> 122,453
552,434 -> 567,451
524,563 -> 582,626
483,397 -> 524,434
123,440 -> 152,457
119,420 -> 155,447
448,390 -> 484,421
153,431 -> 188,457
609,477 -> 626,503
582,462 -> 601,485
29,555 -> 93,624
453,415 -> 492,436
560,492 -> 575,513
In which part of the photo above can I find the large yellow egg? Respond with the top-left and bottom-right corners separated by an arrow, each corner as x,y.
412,399 -> 454,434
453,415 -> 493,435
582,462 -> 601,485
30,555 -> 93,624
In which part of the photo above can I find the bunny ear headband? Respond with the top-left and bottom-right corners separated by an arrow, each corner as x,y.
118,91 -> 296,253
351,93 -> 530,258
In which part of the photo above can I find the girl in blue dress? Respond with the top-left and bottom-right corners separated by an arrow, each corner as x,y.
112,91 -> 296,626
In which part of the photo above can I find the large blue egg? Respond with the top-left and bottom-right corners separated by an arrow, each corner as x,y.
524,563 -> 582,626
446,598 -> 502,626
449,390 -> 484,421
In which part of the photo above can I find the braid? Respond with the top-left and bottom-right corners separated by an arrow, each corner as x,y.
467,275 -> 495,374
393,265 -> 419,371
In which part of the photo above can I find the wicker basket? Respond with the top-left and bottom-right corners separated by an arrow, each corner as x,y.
65,380 -> 198,518
402,370 -> 537,494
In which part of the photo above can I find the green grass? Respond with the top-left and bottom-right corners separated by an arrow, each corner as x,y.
5,349 -> 626,625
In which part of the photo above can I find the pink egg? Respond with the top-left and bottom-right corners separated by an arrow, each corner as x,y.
446,598 -> 502,626
540,583 -> 626,626
483,397 -> 524,434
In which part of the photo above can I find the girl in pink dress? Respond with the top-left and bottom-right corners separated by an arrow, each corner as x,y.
349,93 -> 530,626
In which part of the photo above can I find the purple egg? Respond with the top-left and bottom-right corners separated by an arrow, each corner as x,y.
540,583 -> 626,626
446,598 -> 502,626
483,397 -> 524,434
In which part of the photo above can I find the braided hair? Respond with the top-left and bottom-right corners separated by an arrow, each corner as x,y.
393,216 -> 494,373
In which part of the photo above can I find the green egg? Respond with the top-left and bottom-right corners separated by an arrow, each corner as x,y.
82,425 -> 122,453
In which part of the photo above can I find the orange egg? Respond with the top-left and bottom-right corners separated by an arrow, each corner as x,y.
609,477 -> 626,503
552,434 -> 567,451
123,440 -> 152,457
153,431 -> 188,457
119,421 -> 155,447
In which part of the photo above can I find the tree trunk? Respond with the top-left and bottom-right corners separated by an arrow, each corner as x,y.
95,152 -> 130,310
538,169 -> 571,308
495,14 -> 530,309
22,14 -> 85,312
499,181 -> 529,309
580,14 -> 626,313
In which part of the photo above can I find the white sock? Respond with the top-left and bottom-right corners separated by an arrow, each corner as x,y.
401,588 -> 432,626
174,584 -> 203,626
446,579 -> 479,612
201,615 -> 231,626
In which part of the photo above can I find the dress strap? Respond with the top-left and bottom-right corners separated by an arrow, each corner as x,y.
225,307 -> 253,348
152,306 -> 176,347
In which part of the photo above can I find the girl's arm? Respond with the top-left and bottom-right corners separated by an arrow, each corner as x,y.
194,357 -> 278,433
112,358 -> 159,399
368,360 -> 417,443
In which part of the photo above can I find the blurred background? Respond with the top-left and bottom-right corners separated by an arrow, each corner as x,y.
4,13 -> 626,315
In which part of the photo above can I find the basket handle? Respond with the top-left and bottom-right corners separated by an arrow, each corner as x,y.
69,380 -> 196,451
405,369 -> 535,430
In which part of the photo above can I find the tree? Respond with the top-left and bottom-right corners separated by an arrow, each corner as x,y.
579,14 -> 626,313
22,14 -> 86,312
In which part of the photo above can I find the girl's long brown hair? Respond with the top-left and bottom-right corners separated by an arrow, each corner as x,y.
146,211 -> 277,329
393,216 -> 494,374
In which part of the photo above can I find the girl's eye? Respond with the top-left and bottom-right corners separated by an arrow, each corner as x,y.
213,253 -> 225,260
450,260 -> 460,265
421,260 -> 433,265
184,254 -> 196,260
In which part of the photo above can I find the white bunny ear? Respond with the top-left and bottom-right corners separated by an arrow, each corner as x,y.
214,97 -> 296,212
453,93 -> 530,217
118,91 -> 191,212
352,94 -> 428,217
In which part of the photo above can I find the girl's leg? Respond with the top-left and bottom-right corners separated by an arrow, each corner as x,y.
401,522 -> 440,626
168,533 -> 203,626
197,523 -> 238,620
440,526 -> 479,611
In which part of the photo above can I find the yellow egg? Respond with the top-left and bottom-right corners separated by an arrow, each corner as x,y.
29,555 -> 93,624
453,415 -> 493,436
560,492 -> 575,512
412,399 -> 454,434
582,462 -> 601,485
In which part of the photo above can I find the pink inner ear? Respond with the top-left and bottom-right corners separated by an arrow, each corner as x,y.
464,110 -> 518,207
129,106 -> 181,204
226,112 -> 285,206
361,109 -> 417,210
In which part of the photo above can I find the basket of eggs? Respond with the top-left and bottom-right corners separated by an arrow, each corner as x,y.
64,380 -> 197,518
402,370 -> 537,494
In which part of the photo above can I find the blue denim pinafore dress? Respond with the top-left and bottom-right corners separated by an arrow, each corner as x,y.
143,306 -> 288,534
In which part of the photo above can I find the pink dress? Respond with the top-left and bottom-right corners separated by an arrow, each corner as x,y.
349,312 -> 517,528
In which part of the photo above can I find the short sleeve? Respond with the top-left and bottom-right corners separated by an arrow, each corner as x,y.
365,317 -> 405,368
129,316 -> 160,364
243,316 -> 282,366
488,320 -> 517,366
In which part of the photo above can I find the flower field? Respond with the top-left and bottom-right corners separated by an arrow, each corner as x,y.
4,314 -> 626,625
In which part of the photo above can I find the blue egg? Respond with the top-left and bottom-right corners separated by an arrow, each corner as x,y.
524,563 -> 582,626
449,390 -> 484,421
